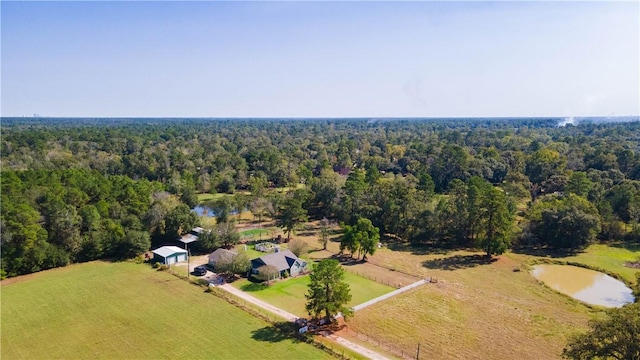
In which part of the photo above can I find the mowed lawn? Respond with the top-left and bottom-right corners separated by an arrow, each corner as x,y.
233,272 -> 395,317
345,243 -> 639,360
1,261 -> 333,360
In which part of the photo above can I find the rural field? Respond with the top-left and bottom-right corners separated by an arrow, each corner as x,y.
0,261 -> 333,360
337,241 -> 639,360
186,215 -> 639,360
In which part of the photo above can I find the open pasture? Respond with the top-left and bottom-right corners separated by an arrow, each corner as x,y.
0,261 -> 332,360
343,243 -> 639,359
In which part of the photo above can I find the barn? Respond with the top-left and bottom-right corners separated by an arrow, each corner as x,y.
152,246 -> 188,265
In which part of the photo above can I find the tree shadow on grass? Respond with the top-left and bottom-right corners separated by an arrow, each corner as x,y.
510,246 -> 583,259
239,281 -> 268,292
251,322 -> 299,343
608,241 -> 640,252
422,254 -> 497,271
337,256 -> 363,267
297,231 -> 316,237
385,241 -> 453,256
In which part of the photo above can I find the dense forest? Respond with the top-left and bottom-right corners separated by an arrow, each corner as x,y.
2,117 -> 640,278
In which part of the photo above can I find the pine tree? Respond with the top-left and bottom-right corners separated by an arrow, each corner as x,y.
305,259 -> 353,323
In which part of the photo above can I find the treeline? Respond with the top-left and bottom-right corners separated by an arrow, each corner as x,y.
0,169 -> 198,278
2,118 -> 640,276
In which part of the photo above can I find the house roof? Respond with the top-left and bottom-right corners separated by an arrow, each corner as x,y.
152,246 -> 187,258
252,250 -> 302,272
208,248 -> 237,263
179,234 -> 198,244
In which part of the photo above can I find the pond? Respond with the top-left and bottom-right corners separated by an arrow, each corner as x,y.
191,205 -> 241,218
531,264 -> 634,308
192,205 -> 216,217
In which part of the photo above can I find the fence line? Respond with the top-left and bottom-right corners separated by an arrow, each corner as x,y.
342,266 -> 436,288
352,279 -> 427,312
347,328 -> 416,360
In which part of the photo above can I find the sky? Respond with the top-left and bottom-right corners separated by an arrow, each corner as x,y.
1,1 -> 638,118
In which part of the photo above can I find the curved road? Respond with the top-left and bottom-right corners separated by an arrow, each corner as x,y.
218,284 -> 392,360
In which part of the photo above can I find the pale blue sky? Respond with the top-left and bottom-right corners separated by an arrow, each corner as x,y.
2,1 -> 638,118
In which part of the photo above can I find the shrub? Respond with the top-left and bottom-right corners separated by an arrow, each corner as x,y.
256,265 -> 280,281
155,264 -> 169,271
288,239 -> 309,257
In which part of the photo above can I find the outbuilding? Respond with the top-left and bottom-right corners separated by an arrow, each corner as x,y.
152,246 -> 188,265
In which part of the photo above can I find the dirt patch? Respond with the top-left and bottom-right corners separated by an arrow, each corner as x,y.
624,261 -> 640,269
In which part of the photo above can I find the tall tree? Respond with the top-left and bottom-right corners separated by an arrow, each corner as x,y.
305,259 -> 353,323
310,168 -> 342,219
249,197 -> 268,227
318,217 -> 331,250
477,186 -> 513,257
276,190 -> 308,240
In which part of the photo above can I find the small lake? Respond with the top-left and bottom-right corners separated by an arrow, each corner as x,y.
531,264 -> 634,308
192,205 -> 216,217
191,205 -> 241,218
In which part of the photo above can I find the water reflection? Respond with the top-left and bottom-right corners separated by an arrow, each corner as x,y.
531,264 -> 634,308
191,204 -> 240,217
192,205 -> 216,217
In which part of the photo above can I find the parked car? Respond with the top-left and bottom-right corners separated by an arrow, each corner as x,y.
193,266 -> 207,276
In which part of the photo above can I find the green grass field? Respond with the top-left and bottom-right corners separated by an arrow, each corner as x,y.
232,272 -> 395,317
234,244 -> 269,260
0,261 -> 333,360
556,243 -> 639,283
240,228 -> 274,242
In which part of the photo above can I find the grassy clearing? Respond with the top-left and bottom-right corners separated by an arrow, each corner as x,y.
240,228 -> 275,243
343,242 -> 640,360
234,244 -> 269,260
232,272 -> 395,318
0,261 -> 332,360
505,243 -> 639,284
542,243 -> 638,283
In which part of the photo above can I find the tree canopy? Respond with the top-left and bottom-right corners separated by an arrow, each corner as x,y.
3,117 -> 640,277
340,218 -> 380,261
562,303 -> 640,360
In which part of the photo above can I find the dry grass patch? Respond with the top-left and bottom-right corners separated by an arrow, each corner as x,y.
347,246 -> 594,360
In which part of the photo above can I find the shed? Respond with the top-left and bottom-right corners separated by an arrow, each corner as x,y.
152,246 -> 188,265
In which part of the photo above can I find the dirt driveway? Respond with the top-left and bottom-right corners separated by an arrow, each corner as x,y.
173,255 -> 220,282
